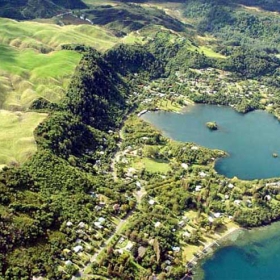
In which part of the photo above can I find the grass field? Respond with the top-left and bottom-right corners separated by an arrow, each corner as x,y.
0,45 -> 82,109
0,17 -> 149,110
0,18 -> 122,110
199,46 -> 226,59
0,18 -> 118,52
0,110 -> 47,168
132,157 -> 171,174
188,44 -> 226,59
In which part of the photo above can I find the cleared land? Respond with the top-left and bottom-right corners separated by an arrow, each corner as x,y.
0,46 -> 82,109
131,157 -> 171,173
0,110 -> 47,168
0,18 -> 122,110
0,18 -> 118,52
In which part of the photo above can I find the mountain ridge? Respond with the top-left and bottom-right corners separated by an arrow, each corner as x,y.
0,0 -> 87,19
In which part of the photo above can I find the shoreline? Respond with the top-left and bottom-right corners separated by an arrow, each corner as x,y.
184,225 -> 242,273
189,220 -> 280,279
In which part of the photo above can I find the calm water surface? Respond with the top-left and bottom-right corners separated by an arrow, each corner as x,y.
197,221 -> 280,280
141,104 -> 280,179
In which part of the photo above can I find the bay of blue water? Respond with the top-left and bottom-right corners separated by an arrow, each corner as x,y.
199,221 -> 280,280
141,104 -> 280,180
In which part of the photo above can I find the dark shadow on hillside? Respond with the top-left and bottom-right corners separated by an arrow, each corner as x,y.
84,3 -> 185,33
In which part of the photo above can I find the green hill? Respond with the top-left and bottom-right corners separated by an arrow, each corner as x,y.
0,17 -> 120,111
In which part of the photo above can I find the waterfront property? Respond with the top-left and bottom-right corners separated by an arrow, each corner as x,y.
142,104 -> 280,179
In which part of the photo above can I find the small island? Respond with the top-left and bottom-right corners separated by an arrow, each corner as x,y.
273,153 -> 278,158
206,121 -> 218,130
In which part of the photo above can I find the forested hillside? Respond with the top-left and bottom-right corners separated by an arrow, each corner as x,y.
0,48 -> 131,279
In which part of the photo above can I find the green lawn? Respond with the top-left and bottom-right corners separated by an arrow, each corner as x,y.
132,157 -> 171,173
0,110 -> 47,168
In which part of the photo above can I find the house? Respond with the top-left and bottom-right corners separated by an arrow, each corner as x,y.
119,237 -> 125,244
183,232 -> 191,238
228,183 -> 234,189
78,222 -> 85,228
165,266 -> 172,272
94,222 -> 103,229
178,221 -> 185,227
113,204 -> 120,213
213,212 -> 221,218
234,200 -> 241,206
195,185 -> 202,192
99,202 -> 106,207
265,195 -> 272,201
65,260 -> 72,266
125,242 -> 134,251
66,221 -> 73,227
208,217 -> 214,223
94,205 -> 102,211
199,171 -> 207,178
181,163 -> 188,170
155,221 -> 161,228
98,217 -> 106,224
73,245 -> 83,253
149,199 -> 155,205
172,246 -> 180,252
89,191 -> 96,198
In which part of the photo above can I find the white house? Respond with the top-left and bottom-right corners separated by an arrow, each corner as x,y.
73,245 -> 83,253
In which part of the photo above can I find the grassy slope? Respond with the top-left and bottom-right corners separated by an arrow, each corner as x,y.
0,17 -> 120,167
0,18 -> 119,110
0,45 -> 82,108
0,19 -> 118,51
0,110 -> 47,168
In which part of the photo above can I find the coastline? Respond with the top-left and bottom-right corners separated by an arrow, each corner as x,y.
137,104 -> 280,278
186,226 -> 242,280
191,220 -> 280,280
